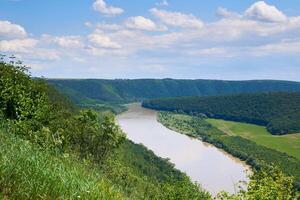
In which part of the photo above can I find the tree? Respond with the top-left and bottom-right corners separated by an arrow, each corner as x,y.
217,166 -> 296,200
71,110 -> 126,162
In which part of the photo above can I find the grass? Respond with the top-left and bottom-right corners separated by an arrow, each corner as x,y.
0,130 -> 125,200
206,119 -> 300,160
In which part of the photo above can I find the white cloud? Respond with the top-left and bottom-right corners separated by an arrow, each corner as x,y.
252,39 -> 300,56
216,7 -> 241,19
155,0 -> 169,6
27,49 -> 61,61
84,21 -> 93,28
0,38 -> 38,53
96,22 -> 122,31
88,32 -> 121,49
84,22 -> 122,31
52,36 -> 82,48
191,48 -> 227,56
93,0 -> 124,16
125,16 -> 166,31
3,1 -> 300,79
0,38 -> 61,61
245,1 -> 287,22
0,20 -> 27,39
150,8 -> 203,29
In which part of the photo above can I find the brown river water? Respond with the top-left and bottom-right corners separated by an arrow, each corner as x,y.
117,103 -> 249,195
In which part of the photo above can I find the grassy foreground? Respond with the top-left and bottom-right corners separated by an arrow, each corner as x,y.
0,130 -> 124,200
206,119 -> 300,160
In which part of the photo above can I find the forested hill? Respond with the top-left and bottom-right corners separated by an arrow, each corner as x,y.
142,92 -> 300,135
48,79 -> 300,104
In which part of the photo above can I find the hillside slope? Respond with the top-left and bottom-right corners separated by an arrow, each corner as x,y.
142,92 -> 300,135
0,61 -> 211,199
48,79 -> 300,104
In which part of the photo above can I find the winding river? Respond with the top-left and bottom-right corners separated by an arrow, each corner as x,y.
117,104 -> 249,195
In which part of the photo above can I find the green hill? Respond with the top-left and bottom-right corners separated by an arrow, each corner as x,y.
0,61 -> 211,199
142,92 -> 300,135
48,79 -> 300,104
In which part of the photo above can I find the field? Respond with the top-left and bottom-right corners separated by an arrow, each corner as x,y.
206,119 -> 300,160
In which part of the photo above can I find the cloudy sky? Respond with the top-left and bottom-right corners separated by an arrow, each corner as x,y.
0,0 -> 300,80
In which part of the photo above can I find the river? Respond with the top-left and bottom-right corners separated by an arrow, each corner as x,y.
117,103 -> 249,195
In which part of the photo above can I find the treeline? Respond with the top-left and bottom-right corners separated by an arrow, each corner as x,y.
48,78 -> 300,103
0,59 -> 211,199
143,92 -> 300,135
158,112 -> 300,194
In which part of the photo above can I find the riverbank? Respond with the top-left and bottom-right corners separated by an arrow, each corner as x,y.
157,111 -> 300,191
117,104 -> 249,195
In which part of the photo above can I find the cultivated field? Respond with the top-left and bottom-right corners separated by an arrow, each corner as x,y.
206,119 -> 300,160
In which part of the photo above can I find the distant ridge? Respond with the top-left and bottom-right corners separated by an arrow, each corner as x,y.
47,79 -> 300,104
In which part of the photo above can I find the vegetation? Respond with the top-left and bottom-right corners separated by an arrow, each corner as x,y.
80,103 -> 127,114
0,58 -> 211,199
157,112 -> 300,192
0,130 -> 124,200
48,79 -> 300,104
1,57 -> 299,199
143,92 -> 300,135
207,119 -> 300,160
217,166 -> 296,200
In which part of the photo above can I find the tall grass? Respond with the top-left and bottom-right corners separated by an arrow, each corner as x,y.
0,130 -> 125,200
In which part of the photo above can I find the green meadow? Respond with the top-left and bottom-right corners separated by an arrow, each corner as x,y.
206,119 -> 300,160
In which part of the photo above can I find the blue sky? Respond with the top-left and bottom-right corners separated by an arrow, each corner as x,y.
0,0 -> 300,80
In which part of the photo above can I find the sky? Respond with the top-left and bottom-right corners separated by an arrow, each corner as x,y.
0,0 -> 300,81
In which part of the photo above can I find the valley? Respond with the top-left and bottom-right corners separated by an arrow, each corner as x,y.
2,0 -> 300,199
0,60 -> 299,199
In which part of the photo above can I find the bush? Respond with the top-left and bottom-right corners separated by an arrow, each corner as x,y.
217,166 -> 296,200
70,110 -> 126,162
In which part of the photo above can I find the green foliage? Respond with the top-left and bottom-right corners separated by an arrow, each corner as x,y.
0,59 -> 211,199
0,62 -> 49,122
246,166 -> 295,200
0,60 -> 126,159
217,166 -> 296,200
99,139 -> 212,199
48,79 -> 300,104
103,155 -> 211,200
115,140 -> 184,182
0,130 -> 124,200
80,103 -> 127,114
143,92 -> 300,135
70,110 -> 126,162
159,177 -> 211,200
158,112 -> 300,191
45,83 -> 77,113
